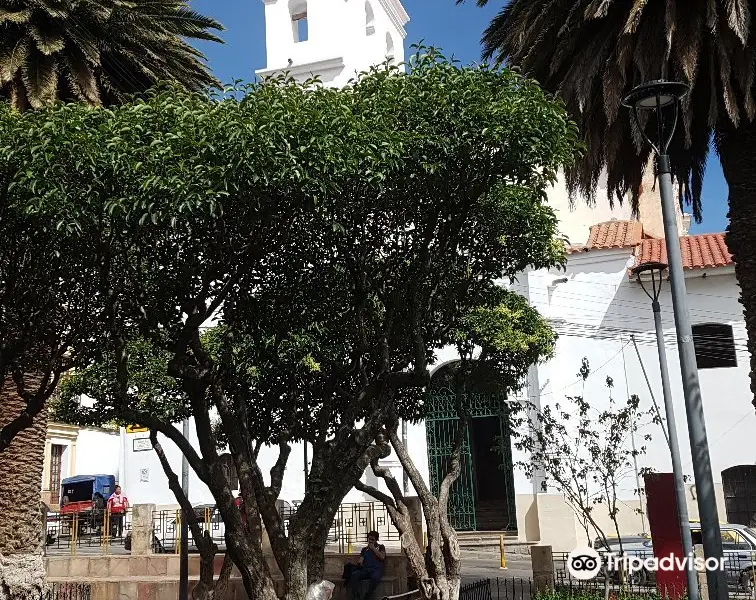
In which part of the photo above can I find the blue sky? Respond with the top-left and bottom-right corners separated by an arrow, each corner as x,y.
190,0 -> 729,235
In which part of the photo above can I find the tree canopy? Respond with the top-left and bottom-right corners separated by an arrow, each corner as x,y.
8,51 -> 580,599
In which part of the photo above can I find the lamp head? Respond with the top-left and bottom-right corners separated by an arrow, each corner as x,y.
631,261 -> 668,304
630,261 -> 668,277
622,80 -> 689,111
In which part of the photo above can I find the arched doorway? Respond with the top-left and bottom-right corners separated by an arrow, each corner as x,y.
425,361 -> 517,531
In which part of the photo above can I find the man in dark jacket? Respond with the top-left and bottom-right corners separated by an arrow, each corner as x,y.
348,531 -> 386,600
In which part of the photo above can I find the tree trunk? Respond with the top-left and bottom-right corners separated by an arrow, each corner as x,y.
419,577 -> 460,600
191,546 -> 234,600
718,117 -> 756,411
284,541 -> 309,600
0,382 -> 47,599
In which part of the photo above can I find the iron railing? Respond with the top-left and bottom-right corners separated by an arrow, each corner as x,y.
45,509 -> 131,555
460,578 -> 494,600
43,582 -> 92,600
192,500 -> 403,553
45,500 -> 403,555
322,502 -> 401,551
151,507 -> 224,553
459,578 -> 533,600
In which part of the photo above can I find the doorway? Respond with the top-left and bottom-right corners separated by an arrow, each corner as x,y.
425,363 -> 517,532
469,416 -> 513,530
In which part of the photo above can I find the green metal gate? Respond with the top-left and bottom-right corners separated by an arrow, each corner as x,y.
425,387 -> 516,531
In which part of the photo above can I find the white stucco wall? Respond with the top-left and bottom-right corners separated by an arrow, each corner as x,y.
547,173 -> 633,247
75,428 -> 120,477
516,249 -> 755,504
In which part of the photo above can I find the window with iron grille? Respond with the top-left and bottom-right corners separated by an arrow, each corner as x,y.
692,323 -> 737,369
49,444 -> 64,496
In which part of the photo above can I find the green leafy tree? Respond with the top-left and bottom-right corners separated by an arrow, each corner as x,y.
35,50 -> 578,600
355,290 -> 557,600
0,3 -> 222,595
0,0 -> 223,110
462,0 -> 756,410
511,359 -> 657,597
0,72 -> 317,599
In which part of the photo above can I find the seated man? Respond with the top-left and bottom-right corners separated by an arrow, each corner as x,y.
349,531 -> 386,600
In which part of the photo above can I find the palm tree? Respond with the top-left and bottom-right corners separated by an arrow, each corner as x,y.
467,0 -> 756,410
0,1 -> 222,596
0,0 -> 223,110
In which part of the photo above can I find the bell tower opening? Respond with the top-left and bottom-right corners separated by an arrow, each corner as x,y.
365,1 -> 376,36
289,0 -> 308,43
386,32 -> 395,61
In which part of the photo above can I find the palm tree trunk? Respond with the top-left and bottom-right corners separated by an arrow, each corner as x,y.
718,118 -> 756,411
0,379 -> 47,599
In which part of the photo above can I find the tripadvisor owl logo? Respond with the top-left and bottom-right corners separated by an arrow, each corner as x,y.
567,547 -> 602,580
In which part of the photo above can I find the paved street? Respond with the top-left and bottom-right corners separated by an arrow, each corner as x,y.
461,554 -> 533,585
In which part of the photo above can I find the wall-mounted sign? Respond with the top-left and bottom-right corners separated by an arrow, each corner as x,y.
139,468 -> 150,482
133,437 -> 152,452
126,425 -> 149,434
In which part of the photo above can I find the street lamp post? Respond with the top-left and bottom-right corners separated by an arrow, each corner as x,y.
179,419 -> 190,600
623,81 -> 727,600
631,261 -> 698,600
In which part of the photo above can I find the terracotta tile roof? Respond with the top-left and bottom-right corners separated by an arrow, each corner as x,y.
634,233 -> 733,270
587,220 -> 644,249
567,220 -> 644,253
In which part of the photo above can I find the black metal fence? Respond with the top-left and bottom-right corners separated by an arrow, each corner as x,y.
151,507 -> 224,553
44,509 -> 132,555
460,578 -> 533,600
326,502 -> 401,550
280,501 -> 401,551
43,583 -> 92,600
151,501 -> 403,554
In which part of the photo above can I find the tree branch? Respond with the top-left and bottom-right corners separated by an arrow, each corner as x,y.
141,416 -> 208,482
369,458 -> 405,506
354,480 -> 396,509
0,369 -> 61,452
387,427 -> 435,513
269,441 -> 291,498
150,430 -> 211,554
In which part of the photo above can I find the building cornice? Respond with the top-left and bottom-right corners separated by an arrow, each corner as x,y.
378,0 -> 409,38
47,422 -> 79,441
256,57 -> 345,80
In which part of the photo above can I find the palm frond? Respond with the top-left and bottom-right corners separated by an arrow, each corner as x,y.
0,8 -> 31,23
477,0 -> 756,222
28,23 -> 65,54
0,0 -> 222,109
20,44 -> 57,107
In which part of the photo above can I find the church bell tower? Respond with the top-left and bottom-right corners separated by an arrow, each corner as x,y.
256,0 -> 409,87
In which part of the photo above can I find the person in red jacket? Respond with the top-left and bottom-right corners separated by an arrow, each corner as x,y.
107,485 -> 129,537
234,492 -> 247,528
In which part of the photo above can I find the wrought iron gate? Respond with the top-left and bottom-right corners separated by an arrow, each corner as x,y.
425,388 -> 516,531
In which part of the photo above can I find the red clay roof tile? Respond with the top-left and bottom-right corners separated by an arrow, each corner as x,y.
634,233 -> 733,270
585,220 -> 644,250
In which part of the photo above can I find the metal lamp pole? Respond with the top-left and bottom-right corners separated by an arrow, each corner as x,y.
623,81 -> 727,600
179,419 -> 190,600
631,261 -> 698,600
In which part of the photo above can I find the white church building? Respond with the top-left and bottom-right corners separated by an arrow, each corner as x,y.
45,0 -> 756,551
